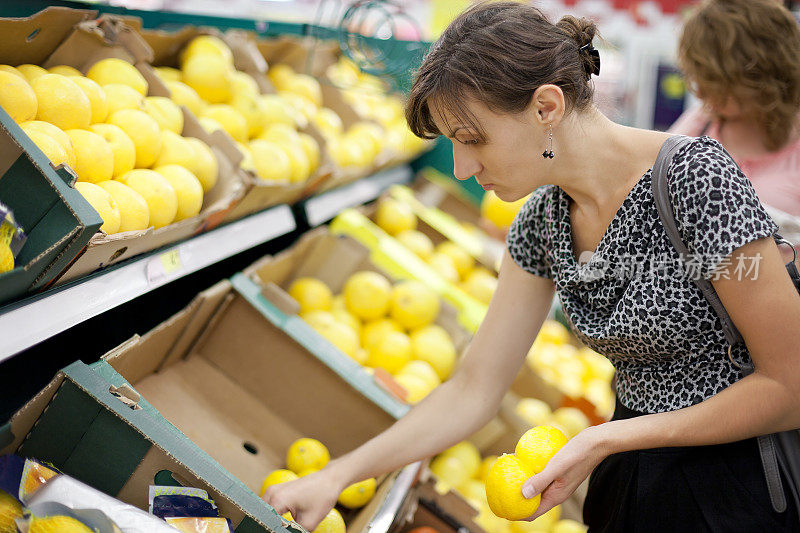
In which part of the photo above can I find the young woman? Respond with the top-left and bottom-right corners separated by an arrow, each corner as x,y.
264,3 -> 800,530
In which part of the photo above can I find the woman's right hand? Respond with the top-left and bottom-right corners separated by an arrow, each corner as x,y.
262,468 -> 344,531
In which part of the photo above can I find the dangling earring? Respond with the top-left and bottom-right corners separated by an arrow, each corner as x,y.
542,124 -> 555,159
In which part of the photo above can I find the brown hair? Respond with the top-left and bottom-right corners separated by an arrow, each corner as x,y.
678,0 -> 800,151
406,2 -> 598,140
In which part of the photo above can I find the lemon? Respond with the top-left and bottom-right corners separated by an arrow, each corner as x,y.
477,456 -> 498,482
70,76 -> 108,124
117,169 -> 177,229
200,104 -> 247,142
348,122 -> 384,158
97,180 -> 149,232
0,65 -> 24,79
436,242 -> 474,280
397,360 -> 440,390
165,80 -> 206,116
259,122 -> 301,145
29,515 -> 93,533
31,74 -> 90,129
338,478 -> 376,508
267,63 -> 295,89
361,318 -> 403,351
331,308 -> 361,340
154,165 -> 203,222
0,71 -> 37,123
154,66 -> 182,83
249,139 -> 291,182
21,121 -> 75,167
275,141 -> 311,182
462,270 -> 497,305
0,243 -> 14,273
281,92 -> 318,121
297,132 -> 321,173
327,137 -> 369,168
65,129 -> 113,183
515,399 -> 552,428
260,469 -> 298,497
16,64 -> 47,81
286,437 -> 330,474
428,252 -> 460,284
75,181 -> 121,234
458,478 -> 487,505
551,408 -> 590,439
235,141 -> 256,173
552,520 -> 587,533
481,191 -> 529,231
198,116 -> 224,135
313,107 -> 344,137
289,277 -> 333,313
410,325 -> 457,380
144,96 -> 184,134
302,310 -> 360,360
390,280 -> 440,330
476,504 -> 513,533
514,426 -> 568,474
368,330 -> 412,374
441,441 -> 482,479
509,505 -> 561,533
312,508 -> 345,533
0,488 -> 22,532
282,73 -> 322,106
376,197 -> 416,236
230,70 -> 260,98
103,84 -> 144,115
47,65 -> 80,77
89,123 -> 136,177
182,54 -> 232,104
536,320 -> 570,345
153,130 -> 194,169
394,373 -> 433,403
486,454 -> 540,521
298,468 -> 319,477
180,35 -> 234,67
344,130 -> 379,164
108,109 -> 163,168
230,92 -> 267,139
87,58 -> 148,96
185,137 -> 219,192
430,454 -> 470,489
396,230 -> 434,261
25,130 -> 69,166
343,270 -> 392,321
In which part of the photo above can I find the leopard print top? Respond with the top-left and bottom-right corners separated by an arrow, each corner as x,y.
506,137 -> 778,412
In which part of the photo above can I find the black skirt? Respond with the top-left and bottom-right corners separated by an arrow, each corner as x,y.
583,400 -> 799,532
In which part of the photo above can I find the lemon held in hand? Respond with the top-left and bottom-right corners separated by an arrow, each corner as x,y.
515,425 -> 568,474
485,453 -> 540,521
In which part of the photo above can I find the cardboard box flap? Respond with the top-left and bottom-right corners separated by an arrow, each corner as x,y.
225,30 -> 268,74
96,15 -> 153,63
43,20 -> 138,73
0,6 -> 96,66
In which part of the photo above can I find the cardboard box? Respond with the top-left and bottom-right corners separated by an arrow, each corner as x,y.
394,479 -> 486,533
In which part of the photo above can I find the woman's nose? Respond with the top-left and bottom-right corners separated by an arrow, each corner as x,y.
452,143 -> 482,181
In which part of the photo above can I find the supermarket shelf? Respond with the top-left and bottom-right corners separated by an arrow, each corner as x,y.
302,165 -> 414,227
0,204 -> 296,360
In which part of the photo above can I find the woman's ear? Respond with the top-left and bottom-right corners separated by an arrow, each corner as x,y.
529,84 -> 566,126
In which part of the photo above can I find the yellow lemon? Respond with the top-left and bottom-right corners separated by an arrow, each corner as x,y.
154,66 -> 182,83
436,242 -> 474,280
551,408 -> 590,439
348,121 -> 384,158
536,320 -> 570,345
180,35 -> 234,67
154,164 -> 203,222
31,74 -> 90,129
20,121 -> 75,167
376,197 -> 416,236
331,309 -> 361,340
361,318 -> 403,351
312,107 -> 344,138
286,438 -> 330,474
185,137 -> 218,192
117,169 -> 177,229
47,64 -> 82,77
25,130 -> 69,166
477,455 -> 499,482
288,277 -> 333,313
397,360 -> 441,390
144,96 -> 184,134
89,123 -> 136,178
338,478 -> 376,509
297,132 -> 321,173
87,58 -> 148,96
281,73 -> 322,106
0,488 -> 22,532
396,230 -> 435,261
0,65 -> 24,79
230,70 -> 260,98
280,92 -> 318,121
267,63 -> 295,89
70,76 -> 108,124
485,454 -> 540,521
75,181 -> 121,234
0,243 -> 13,273
200,104 -> 247,142
235,141 -> 256,173
97,180 -> 149,232
552,520 -> 587,533
16,64 -> 47,81
441,441 -> 482,479
107,109 -> 163,168
258,122 -> 301,146
481,191 -> 530,231
327,136 -> 370,168
260,469 -> 298,497
514,398 -> 552,428
394,373 -> 433,404
312,508 -> 345,533
0,71 -> 37,123
198,116 -> 224,135
29,515 -> 93,533
514,426 -> 568,474
165,80 -> 206,116
248,139 -> 291,182
430,454 -> 470,489
259,94 -> 298,126
65,129 -> 113,183
275,141 -> 311,183
462,270 -> 497,305
302,310 -> 360,360
153,130 -> 195,169
409,325 -> 458,380
390,280 -> 440,330
458,478 -> 487,505
509,505 -> 561,533
428,252 -> 459,284
230,92 -> 267,139
103,84 -> 144,115
368,330 -> 412,374
182,54 -> 232,104
343,270 -> 392,321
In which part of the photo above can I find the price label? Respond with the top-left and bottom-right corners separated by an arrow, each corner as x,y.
147,248 -> 184,285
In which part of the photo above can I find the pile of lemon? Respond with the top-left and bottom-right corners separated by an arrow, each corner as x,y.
288,270 -> 458,404
327,56 -> 428,159
0,59 -> 218,235
260,437 -> 375,533
514,399 -> 591,441
525,321 -> 615,419
152,35 -> 320,185
374,197 -> 498,305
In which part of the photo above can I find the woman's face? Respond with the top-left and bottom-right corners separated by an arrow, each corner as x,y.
430,98 -> 548,202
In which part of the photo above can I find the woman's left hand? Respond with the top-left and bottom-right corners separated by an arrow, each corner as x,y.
520,424 -> 613,521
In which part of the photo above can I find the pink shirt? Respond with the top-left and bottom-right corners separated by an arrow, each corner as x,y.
669,105 -> 800,216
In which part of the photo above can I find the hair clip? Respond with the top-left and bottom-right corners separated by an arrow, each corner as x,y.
579,43 -> 601,78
